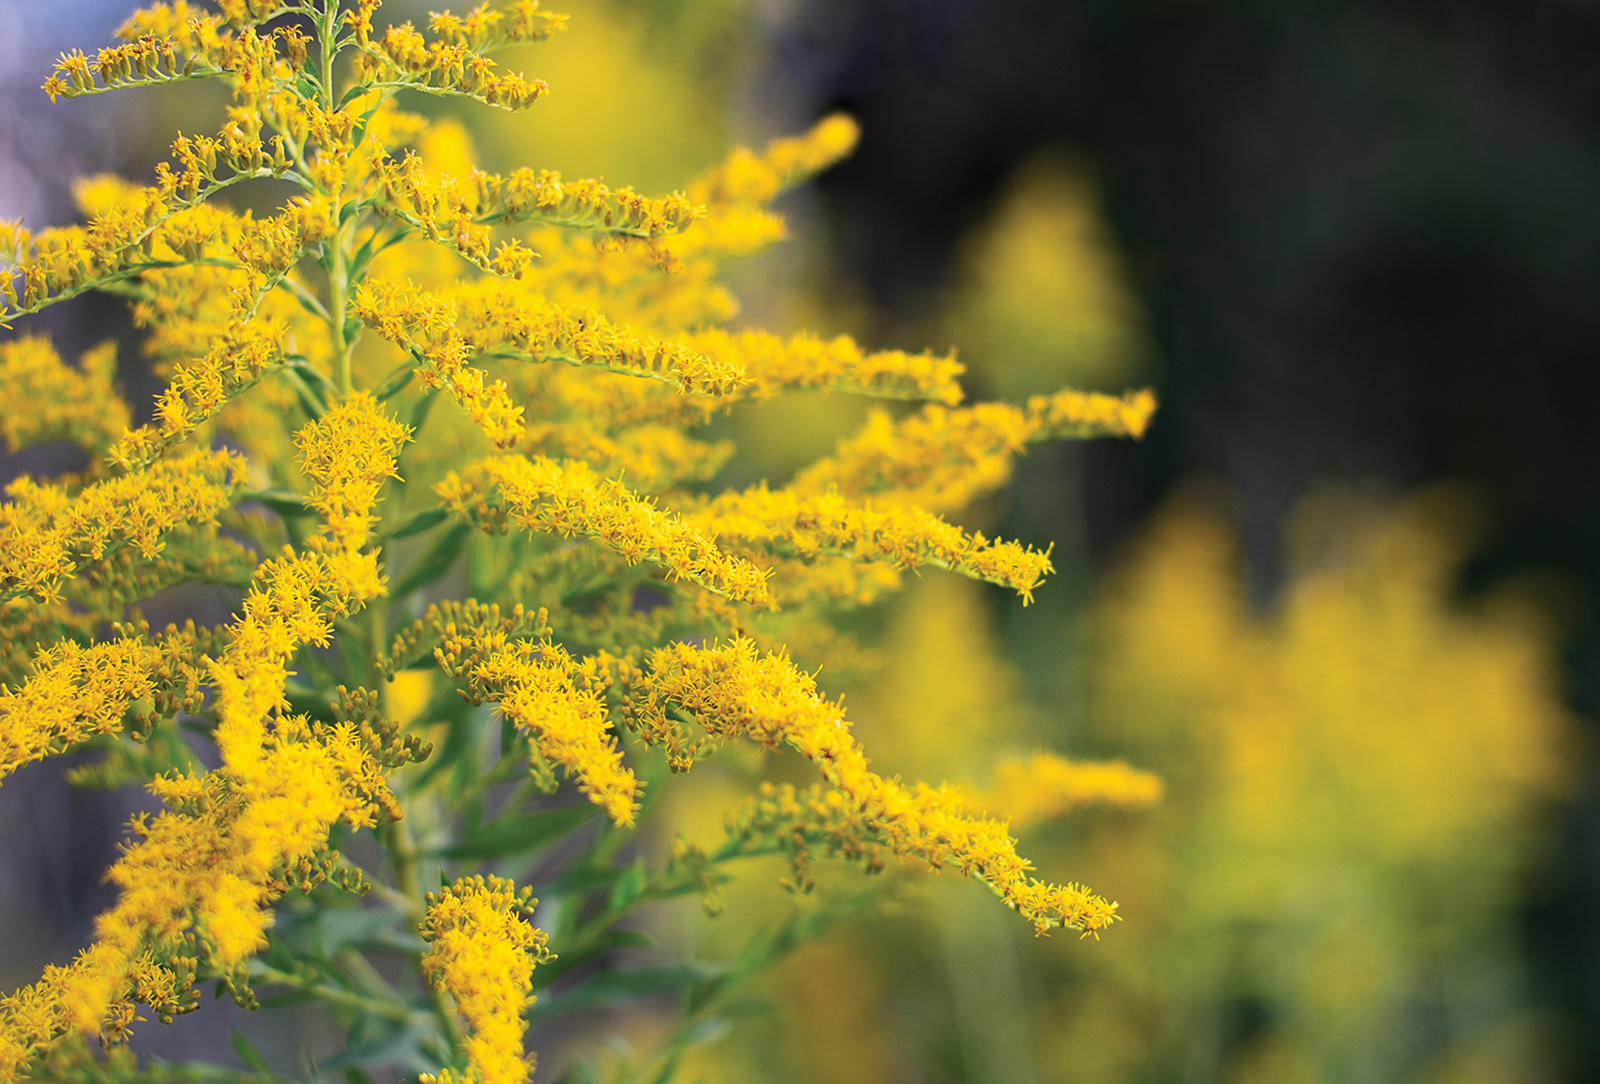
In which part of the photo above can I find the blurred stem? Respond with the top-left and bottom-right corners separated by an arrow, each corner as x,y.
248,962 -> 417,1024
383,812 -> 464,1057
936,883 -> 1040,1084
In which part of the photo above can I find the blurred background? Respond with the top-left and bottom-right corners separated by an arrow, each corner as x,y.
4,0 -> 1600,1080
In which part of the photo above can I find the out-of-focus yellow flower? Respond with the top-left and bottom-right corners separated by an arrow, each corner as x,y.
1056,487 -> 1577,1081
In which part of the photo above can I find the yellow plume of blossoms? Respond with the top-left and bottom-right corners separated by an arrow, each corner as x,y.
419,876 -> 552,1084
635,638 -> 1118,935
0,0 -> 1158,1078
964,752 -> 1164,831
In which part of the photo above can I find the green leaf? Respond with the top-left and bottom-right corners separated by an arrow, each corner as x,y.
608,859 -> 648,911
385,507 -> 450,541
284,365 -> 328,420
529,963 -> 724,1022
408,386 -> 441,435
317,1023 -> 440,1078
374,361 -> 418,402
410,694 -> 477,790
436,803 -> 598,860
231,1029 -> 271,1073
301,907 -> 404,958
540,863 -> 626,898
389,522 -> 473,601
256,991 -> 318,1010
247,489 -> 314,519
537,929 -> 660,985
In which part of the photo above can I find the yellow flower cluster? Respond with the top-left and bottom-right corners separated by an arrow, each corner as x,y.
296,392 -> 412,585
792,387 -> 1157,512
0,943 -> 188,1082
211,396 -> 408,772
963,753 -> 1164,830
672,114 -> 860,263
691,115 -> 863,207
636,639 -> 1119,935
419,876 -> 552,1084
0,638 -> 158,781
352,0 -> 564,111
371,150 -> 697,248
702,484 -> 1054,603
0,448 -> 243,603
441,454 -> 772,605
0,338 -> 128,463
0,0 -> 1162,1075
437,629 -> 638,825
691,328 -> 964,406
112,329 -> 285,469
0,706 -> 408,1082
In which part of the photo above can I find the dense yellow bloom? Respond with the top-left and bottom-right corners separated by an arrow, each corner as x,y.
965,753 -> 1163,830
441,453 -> 772,605
0,337 -> 128,462
296,392 -> 412,552
793,387 -> 1156,512
0,448 -> 243,603
420,876 -> 552,1084
0,708 -> 404,1080
438,630 -> 639,824
0,638 -> 158,781
212,397 -> 407,775
0,1 -> 1158,1077
701,484 -> 1054,603
690,328 -> 964,406
637,638 -> 1119,935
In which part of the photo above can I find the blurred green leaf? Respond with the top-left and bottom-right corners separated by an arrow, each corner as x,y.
529,962 -> 726,1022
385,507 -> 449,541
231,1030 -> 271,1073
389,523 -> 473,601
608,860 -> 648,911
435,803 -> 598,860
247,489 -> 314,519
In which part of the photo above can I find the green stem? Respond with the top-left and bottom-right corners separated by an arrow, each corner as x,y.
384,816 -> 465,1056
330,223 -> 353,396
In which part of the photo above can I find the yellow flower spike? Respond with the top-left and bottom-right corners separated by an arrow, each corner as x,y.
699,484 -> 1053,602
689,115 -> 860,209
420,876 -> 553,1084
688,328 -> 965,405
962,752 -> 1164,832
0,638 -> 159,783
0,337 -> 130,462
441,454 -> 771,607
454,636 -> 639,825
638,639 -> 1120,936
212,397 -> 408,776
790,386 -> 1158,513
0,448 -> 244,603
295,392 -> 412,552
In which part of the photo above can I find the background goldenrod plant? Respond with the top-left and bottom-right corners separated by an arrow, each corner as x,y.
0,2 -> 1160,1082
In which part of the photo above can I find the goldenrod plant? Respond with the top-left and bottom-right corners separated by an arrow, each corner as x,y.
0,3 -> 1159,1081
